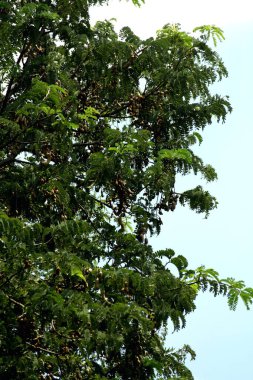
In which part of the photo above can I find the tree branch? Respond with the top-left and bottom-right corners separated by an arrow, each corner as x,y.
26,341 -> 59,356
7,296 -> 25,308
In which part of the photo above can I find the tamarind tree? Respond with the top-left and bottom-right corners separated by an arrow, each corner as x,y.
0,1 -> 252,379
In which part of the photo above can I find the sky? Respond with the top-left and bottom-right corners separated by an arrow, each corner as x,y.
90,2 -> 253,379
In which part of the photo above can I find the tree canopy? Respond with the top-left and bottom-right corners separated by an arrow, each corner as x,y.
0,1 -> 252,379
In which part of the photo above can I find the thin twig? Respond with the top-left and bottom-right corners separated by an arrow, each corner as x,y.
0,273 -> 18,288
26,341 -> 59,356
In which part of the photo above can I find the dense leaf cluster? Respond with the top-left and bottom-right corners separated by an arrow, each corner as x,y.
0,1 -> 252,379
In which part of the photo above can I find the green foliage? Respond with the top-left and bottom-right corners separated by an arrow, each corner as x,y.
0,1 -> 251,379
193,25 -> 225,46
179,186 -> 218,217
130,0 -> 145,6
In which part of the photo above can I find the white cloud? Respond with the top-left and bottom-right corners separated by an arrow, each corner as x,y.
90,0 -> 253,37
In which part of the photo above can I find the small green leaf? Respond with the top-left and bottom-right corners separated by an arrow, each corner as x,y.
71,265 -> 86,281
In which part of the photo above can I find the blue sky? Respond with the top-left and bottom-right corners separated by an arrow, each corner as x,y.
91,1 -> 253,378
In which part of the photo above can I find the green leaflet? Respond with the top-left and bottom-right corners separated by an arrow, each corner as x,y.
131,0 -> 145,7
158,149 -> 192,163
